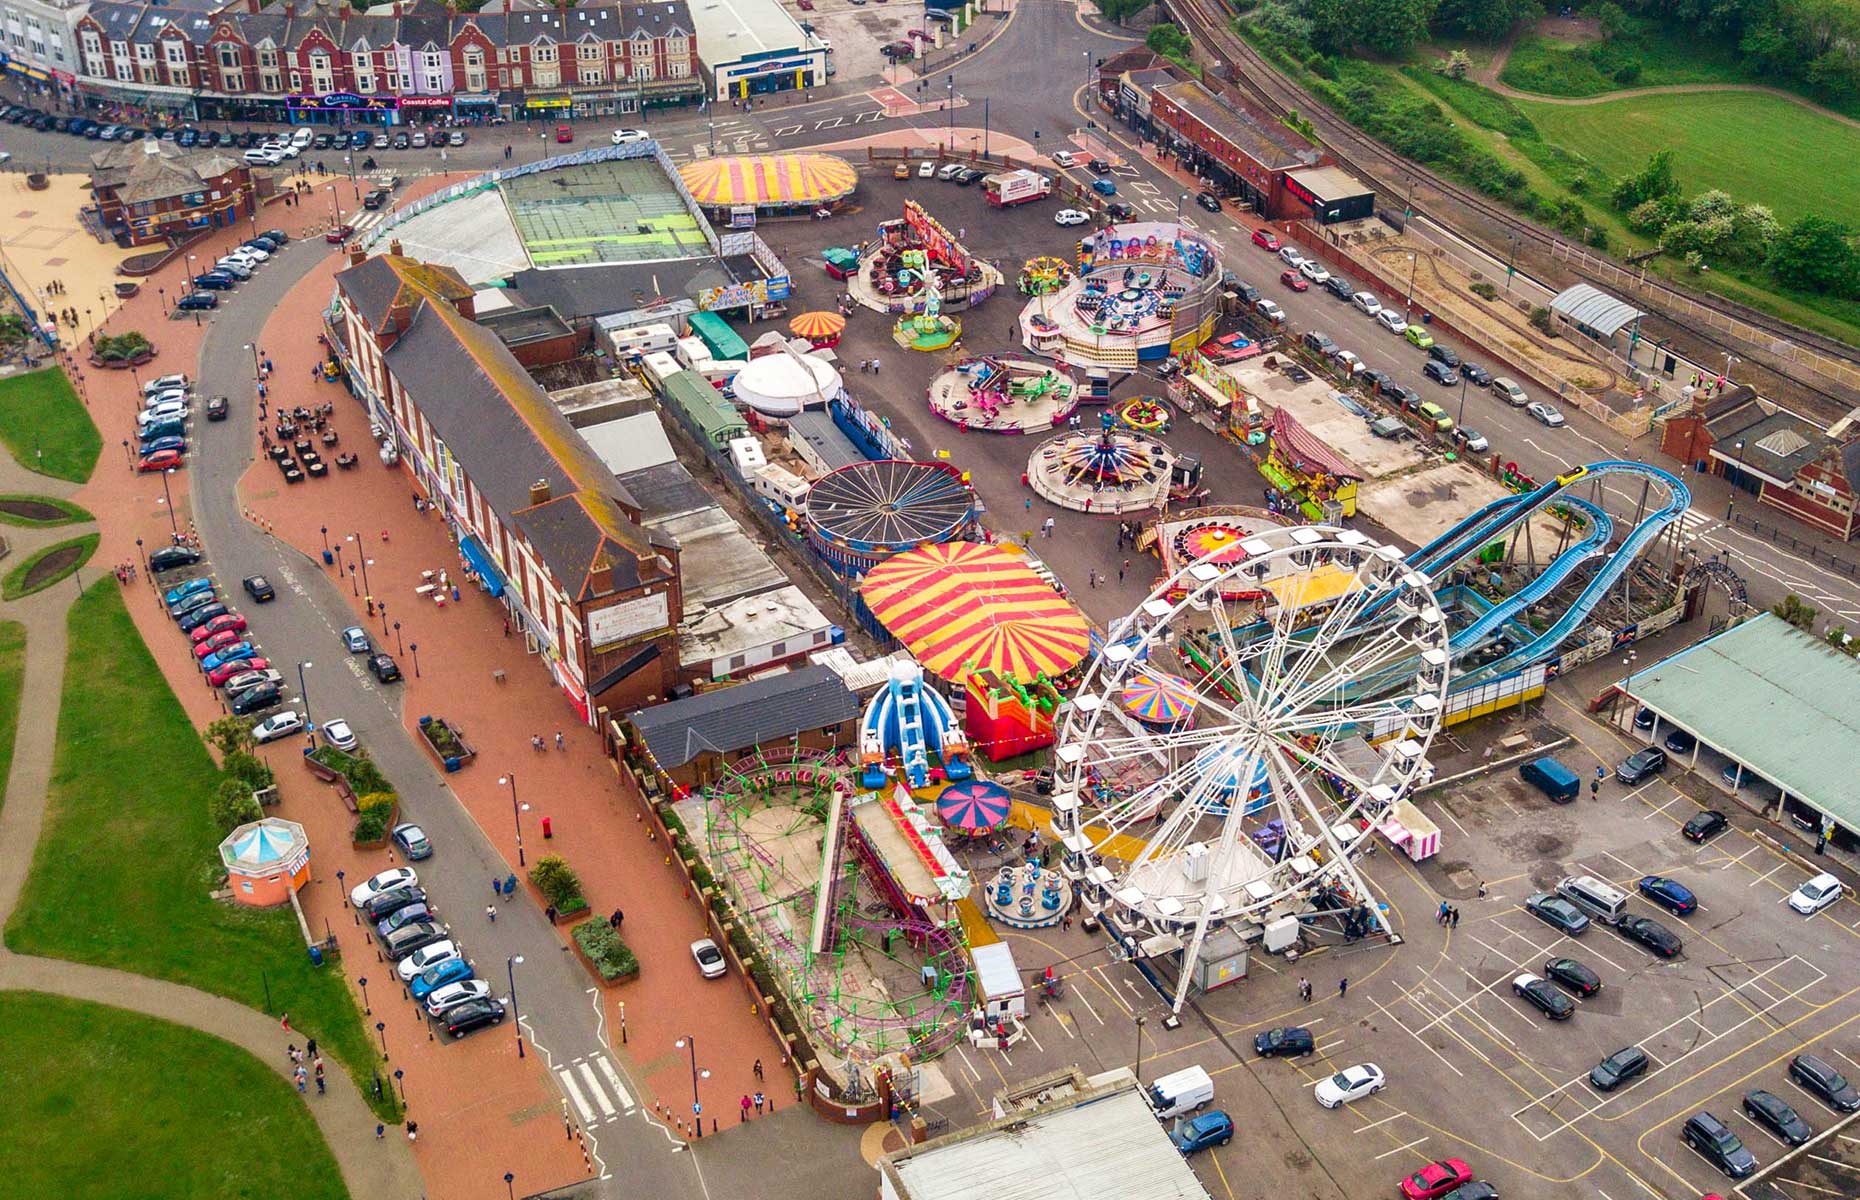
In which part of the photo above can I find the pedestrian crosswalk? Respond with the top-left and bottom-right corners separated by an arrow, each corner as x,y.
1673,506 -> 1716,538
557,1053 -> 635,1125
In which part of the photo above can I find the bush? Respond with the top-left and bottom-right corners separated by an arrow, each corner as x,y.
572,920 -> 638,980
1611,61 -> 1642,85
352,792 -> 395,843
312,745 -> 390,796
223,750 -> 274,793
1470,281 -> 1499,300
209,779 -> 262,834
529,855 -> 588,913
93,332 -> 151,363
1529,306 -> 1554,334
1585,226 -> 1611,251
204,716 -> 255,760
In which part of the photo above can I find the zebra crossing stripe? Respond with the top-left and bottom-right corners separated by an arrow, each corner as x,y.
578,1062 -> 618,1118
558,1068 -> 596,1124
596,1056 -> 635,1112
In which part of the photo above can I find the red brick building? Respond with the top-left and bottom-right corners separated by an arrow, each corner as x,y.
1660,386 -> 1860,539
86,138 -> 257,246
1147,79 -> 1317,216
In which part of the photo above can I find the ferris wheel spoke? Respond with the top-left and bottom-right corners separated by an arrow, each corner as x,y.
1255,566 -> 1388,710
1267,694 -> 1424,740
1268,631 -> 1427,717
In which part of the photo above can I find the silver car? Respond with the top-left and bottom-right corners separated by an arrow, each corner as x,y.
1526,402 -> 1566,427
424,978 -> 493,1017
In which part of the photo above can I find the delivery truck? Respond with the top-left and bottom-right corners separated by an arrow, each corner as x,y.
983,169 -> 1053,208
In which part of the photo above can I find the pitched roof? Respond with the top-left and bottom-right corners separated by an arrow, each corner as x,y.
1154,80 -> 1314,171
335,253 -> 476,334
625,665 -> 858,769
88,139 -> 245,203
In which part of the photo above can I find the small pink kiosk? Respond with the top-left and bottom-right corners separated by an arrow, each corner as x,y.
1376,800 -> 1441,862
219,817 -> 311,907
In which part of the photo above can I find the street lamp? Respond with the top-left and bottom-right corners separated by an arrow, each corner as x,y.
945,74 -> 954,150
504,1173 -> 515,1200
358,975 -> 371,1014
1403,253 -> 1419,315
320,525 -> 330,555
135,537 -> 146,576
375,1020 -> 388,1060
158,467 -> 180,539
393,620 -> 403,654
347,532 -> 374,597
498,774 -> 529,866
297,661 -> 313,727
507,954 -> 526,1058
410,642 -> 420,677
1456,370 -> 1470,429
1134,1014 -> 1147,1082
394,1067 -> 405,1104
673,1036 -> 711,1137
1726,439 -> 1745,520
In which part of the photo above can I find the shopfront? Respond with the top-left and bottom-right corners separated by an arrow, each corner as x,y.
79,80 -> 200,120
570,88 -> 640,117
287,91 -> 400,126
399,95 -> 454,125
522,91 -> 573,119
713,50 -> 823,100
453,93 -> 499,122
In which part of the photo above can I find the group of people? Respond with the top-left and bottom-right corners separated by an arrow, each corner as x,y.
286,1040 -> 327,1096
1436,902 -> 1463,928
111,561 -> 139,584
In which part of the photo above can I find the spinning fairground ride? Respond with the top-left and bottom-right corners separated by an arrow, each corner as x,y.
1052,525 -> 1451,1011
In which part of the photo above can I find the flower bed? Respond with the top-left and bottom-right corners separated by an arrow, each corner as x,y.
351,794 -> 397,850
571,920 -> 639,987
416,716 -> 475,772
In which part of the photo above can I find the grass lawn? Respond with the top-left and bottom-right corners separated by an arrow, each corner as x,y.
1499,27 -> 1765,98
0,620 -> 24,811
0,368 -> 102,484
0,991 -> 349,1200
1516,91 -> 1860,229
4,583 -> 399,1123
2,532 -> 99,600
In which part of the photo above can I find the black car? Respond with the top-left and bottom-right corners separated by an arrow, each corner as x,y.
148,545 -> 202,574
391,131 -> 411,149
362,886 -> 428,923
1427,344 -> 1461,369
1388,385 -> 1423,413
1439,1186 -> 1497,1200
176,292 -> 219,311
1683,809 -> 1729,843
205,396 -> 230,421
1088,158 -> 1111,174
1105,201 -> 1134,221
445,997 -> 508,1038
1633,706 -> 1656,730
243,574 -> 277,602
1323,275 -> 1355,301
1195,190 -> 1222,213
1423,360 -> 1459,386
362,188 -> 392,210
239,130 -> 264,148
169,590 -> 220,619
1524,893 -> 1590,936
1359,368 -> 1393,395
1616,746 -> 1666,784
312,132 -> 333,149
1231,282 -> 1260,303
177,603 -> 229,633
1664,729 -> 1697,754
1544,957 -> 1601,997
1461,363 -> 1493,388
1512,974 -> 1574,1020
228,682 -> 284,716
1790,1053 -> 1860,1111
1589,1046 -> 1649,1091
369,653 -> 402,683
1254,1026 -> 1314,1057
260,228 -> 289,244
955,168 -> 984,186
1617,915 -> 1682,958
1684,1111 -> 1757,1178
1743,1089 -> 1813,1145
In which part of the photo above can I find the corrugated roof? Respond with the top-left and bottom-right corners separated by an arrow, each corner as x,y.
1287,165 -> 1374,202
1549,284 -> 1643,338
1154,80 -> 1313,171
1623,613 -> 1860,829
626,664 -> 858,769
785,410 -> 864,473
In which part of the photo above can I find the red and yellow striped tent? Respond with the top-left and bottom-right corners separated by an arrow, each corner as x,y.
677,153 -> 858,209
860,543 -> 1090,684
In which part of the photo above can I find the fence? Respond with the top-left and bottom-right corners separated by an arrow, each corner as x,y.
1728,511 -> 1860,580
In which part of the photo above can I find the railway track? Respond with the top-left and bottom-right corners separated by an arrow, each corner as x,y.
1166,0 -> 1860,414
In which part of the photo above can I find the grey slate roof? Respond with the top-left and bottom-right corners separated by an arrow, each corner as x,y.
618,461 -> 715,522
626,664 -> 858,769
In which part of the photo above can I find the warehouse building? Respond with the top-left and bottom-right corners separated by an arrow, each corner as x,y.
688,0 -> 825,100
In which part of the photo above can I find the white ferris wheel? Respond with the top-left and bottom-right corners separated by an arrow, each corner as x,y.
1052,526 -> 1451,1011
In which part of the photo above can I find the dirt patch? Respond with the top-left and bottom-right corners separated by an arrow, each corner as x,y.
1534,15 -> 1603,45
21,543 -> 84,592
0,498 -> 69,522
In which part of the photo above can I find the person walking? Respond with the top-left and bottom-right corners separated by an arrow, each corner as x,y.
753,1059 -> 764,1082
1477,879 -> 1488,898
314,1059 -> 326,1094
294,1066 -> 308,1094
1087,568 -> 1097,588
1437,901 -> 1449,925
406,1121 -> 419,1142
1120,558 -> 1129,581
741,1094 -> 753,1122
280,1012 -> 291,1032
1590,777 -> 1600,799
1298,976 -> 1311,1003
305,1038 -> 317,1059
610,908 -> 624,930
486,904 -> 497,923
376,1124 -> 386,1140
1338,977 -> 1348,998
871,357 -> 880,374
754,1091 -> 765,1114
554,731 -> 565,750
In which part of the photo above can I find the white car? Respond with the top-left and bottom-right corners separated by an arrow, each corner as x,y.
1277,246 -> 1305,270
227,245 -> 268,263
397,939 -> 461,981
1330,349 -> 1363,375
290,126 -> 315,148
424,978 -> 493,1017
1374,309 -> 1408,336
213,258 -> 252,279
322,718 -> 357,752
1314,1063 -> 1385,1108
138,401 -> 189,426
1050,150 -> 1076,168
1351,292 -> 1382,317
918,159 -> 936,178
1054,208 -> 1091,226
142,373 -> 190,397
1298,259 -> 1331,286
1254,298 -> 1286,325
252,709 -> 305,744
350,867 -> 419,908
691,937 -> 727,979
1526,402 -> 1566,428
142,388 -> 191,410
610,127 -> 650,145
243,147 -> 284,166
1788,872 -> 1844,915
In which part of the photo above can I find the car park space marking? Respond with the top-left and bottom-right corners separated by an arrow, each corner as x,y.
1373,1135 -> 1430,1161
1752,862 -> 1792,888
1734,1107 -> 1799,1149
1717,846 -> 1761,870
1642,793 -> 1686,821
1370,994 -> 1465,1078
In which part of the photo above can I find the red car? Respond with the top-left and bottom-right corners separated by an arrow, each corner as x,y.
554,124 -> 573,143
193,629 -> 246,659
325,223 -> 355,244
1279,268 -> 1309,292
796,0 -> 813,7
207,656 -> 271,687
1400,1159 -> 1473,1200
138,448 -> 183,472
1252,227 -> 1281,252
188,613 -> 248,643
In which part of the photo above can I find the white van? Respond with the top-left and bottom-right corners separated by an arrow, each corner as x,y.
607,322 -> 679,360
1145,1064 -> 1215,1119
1557,874 -> 1629,925
291,126 -> 315,148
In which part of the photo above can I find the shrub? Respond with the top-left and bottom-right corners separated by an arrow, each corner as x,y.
209,779 -> 262,834
1626,198 -> 1678,236
352,792 -> 396,842
93,331 -> 151,362
204,716 -> 255,760
573,920 -> 639,980
1611,61 -> 1642,85
1585,226 -> 1611,251
1470,281 -> 1499,300
223,750 -> 274,793
1529,306 -> 1553,334
530,855 -> 588,913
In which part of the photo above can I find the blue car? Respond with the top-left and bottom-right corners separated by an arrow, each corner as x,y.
200,643 -> 257,673
163,577 -> 215,606
193,272 -> 235,290
141,436 -> 187,456
1637,875 -> 1697,916
409,958 -> 474,1001
1092,177 -> 1117,196
1174,1111 -> 1234,1154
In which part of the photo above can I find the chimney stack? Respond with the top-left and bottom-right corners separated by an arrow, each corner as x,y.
529,478 -> 552,506
389,238 -> 403,256
348,243 -> 366,267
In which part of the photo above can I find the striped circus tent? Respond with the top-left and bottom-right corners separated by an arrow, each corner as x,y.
677,153 -> 857,209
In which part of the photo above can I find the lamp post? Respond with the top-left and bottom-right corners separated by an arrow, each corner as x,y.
410,642 -> 420,677
135,537 -> 146,576
347,532 -> 374,597
673,1036 -> 711,1137
375,1020 -> 388,1060
393,620 -> 403,654
320,525 -> 330,555
358,975 -> 371,1013
158,467 -> 180,539
1134,1014 -> 1147,1082
394,1067 -> 405,1104
498,774 -> 528,866
1175,192 -> 1187,223
347,561 -> 359,596
1456,369 -> 1470,430
1725,439 -> 1745,520
507,954 -> 526,1058
504,1173 -> 515,1200
945,74 -> 954,150
1403,253 -> 1419,315
297,660 -> 313,727
379,599 -> 390,637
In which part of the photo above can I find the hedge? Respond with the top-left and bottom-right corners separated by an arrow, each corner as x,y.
572,920 -> 638,980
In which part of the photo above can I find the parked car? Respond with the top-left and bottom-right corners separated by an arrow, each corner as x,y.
1617,915 -> 1683,958
1251,228 -> 1281,251
1524,893 -> 1590,936
409,958 -> 474,1001
1400,1159 -> 1473,1200
1427,344 -> 1461,369
1423,360 -> 1459,386
1450,427 -> 1489,453
1254,298 -> 1286,325
1683,1111 -> 1757,1179
1351,292 -> 1382,317
164,577 -> 215,606
392,823 -> 434,860
1254,1026 -> 1315,1056
1174,1111 -> 1234,1154
1195,190 -> 1222,212
1790,1053 -> 1860,1111
192,629 -> 246,659
1589,1046 -> 1649,1091
1297,259 -> 1331,285
219,667 -> 283,693
148,545 -> 202,574
177,604 -> 230,634
1664,729 -> 1697,754
169,590 -> 221,620
1054,208 -> 1091,226
1526,402 -> 1566,427
1277,246 -> 1305,269
1279,268 -> 1309,292
1543,957 -> 1601,997
374,903 -> 434,939
1512,972 -> 1574,1019
1637,875 -> 1697,916
199,644 -> 258,673
228,682 -> 283,716
423,979 -> 492,1017
205,395 -> 230,421
321,718 -> 357,751
142,373 -> 191,396
176,292 -> 219,311
1404,325 -> 1434,350
448,130 -> 466,146
252,709 -> 305,743
1461,363 -> 1493,387
397,939 -> 461,981
1049,150 -> 1075,167
192,271 -> 236,290
1323,275 -> 1355,301
410,131 -> 428,148
1788,872 -> 1844,915
1105,201 -> 1133,221
341,625 -> 372,653
1091,177 -> 1116,197
1302,331 -> 1336,356
1375,309 -> 1408,336
1617,746 -> 1666,784
243,574 -> 277,602
350,868 -> 419,908
690,937 -> 727,979
1313,1063 -> 1385,1108
1743,1089 -> 1813,1145
380,921 -> 447,960
391,131 -> 411,149
369,653 -> 402,682
1682,809 -> 1729,843
444,997 -> 508,1039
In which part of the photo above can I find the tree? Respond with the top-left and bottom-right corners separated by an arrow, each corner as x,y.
210,780 -> 262,834
1437,49 -> 1473,79
1146,23 -> 1193,64
1595,1 -> 1628,38
1431,0 -> 1542,41
1358,0 -> 1438,55
1611,148 -> 1680,211
1772,593 -> 1820,631
205,715 -> 255,760
1765,215 -> 1860,297
1095,0 -> 1152,25
223,749 -> 275,793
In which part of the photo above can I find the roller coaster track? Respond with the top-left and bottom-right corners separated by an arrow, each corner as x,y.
1163,0 -> 1860,407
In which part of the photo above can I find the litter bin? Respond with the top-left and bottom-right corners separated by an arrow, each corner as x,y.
322,549 -> 334,565
309,944 -> 325,967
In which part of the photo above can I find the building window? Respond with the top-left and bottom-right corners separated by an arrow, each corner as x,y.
730,655 -> 747,670
579,65 -> 604,85
667,35 -> 687,58
632,59 -> 653,82
669,59 -> 689,80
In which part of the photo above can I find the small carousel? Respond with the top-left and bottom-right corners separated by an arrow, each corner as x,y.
1116,396 -> 1171,434
1026,413 -> 1191,515
790,310 -> 846,349
1150,504 -> 1294,601
854,201 -> 1001,317
1018,256 -> 1073,297
928,354 -> 1078,434
893,249 -> 961,352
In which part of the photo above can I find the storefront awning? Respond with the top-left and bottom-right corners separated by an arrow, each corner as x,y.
459,534 -> 506,598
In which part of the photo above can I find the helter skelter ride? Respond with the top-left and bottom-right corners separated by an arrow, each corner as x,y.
1052,525 -> 1451,1012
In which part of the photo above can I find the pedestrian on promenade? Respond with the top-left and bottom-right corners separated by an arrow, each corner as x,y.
306,1038 -> 317,1059
545,905 -> 557,924
494,876 -> 503,897
1087,568 -> 1097,588
753,1059 -> 764,1081
1298,977 -> 1311,1003
315,1060 -> 326,1094
486,904 -> 497,923
1477,880 -> 1488,898
1450,908 -> 1460,928
406,1121 -> 419,1142
1120,559 -> 1129,581
532,734 -> 545,751
872,358 -> 880,374
280,1012 -> 291,1032
376,1124 -> 386,1140
555,731 -> 565,750
741,1094 -> 753,1122
1024,498 -> 1032,511
295,1066 -> 307,1093
610,909 -> 625,930
754,1091 -> 765,1114
1338,977 -> 1348,998
1590,778 -> 1599,799
1437,901 -> 1448,924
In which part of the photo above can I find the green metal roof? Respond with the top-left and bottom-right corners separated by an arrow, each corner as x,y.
1624,613 -> 1860,827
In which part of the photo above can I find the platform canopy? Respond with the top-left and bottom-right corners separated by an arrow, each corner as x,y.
861,543 -> 1090,685
678,153 -> 857,209
1549,283 -> 1644,338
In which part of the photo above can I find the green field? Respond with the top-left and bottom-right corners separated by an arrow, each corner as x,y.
0,368 -> 102,483
0,620 -> 24,811
1499,29 -> 1765,98
5,584 -> 398,1122
0,991 -> 349,1200
1515,91 -> 1860,229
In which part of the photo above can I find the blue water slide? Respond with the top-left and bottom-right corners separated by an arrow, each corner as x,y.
1410,482 -> 1553,575
1449,498 -> 1613,650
